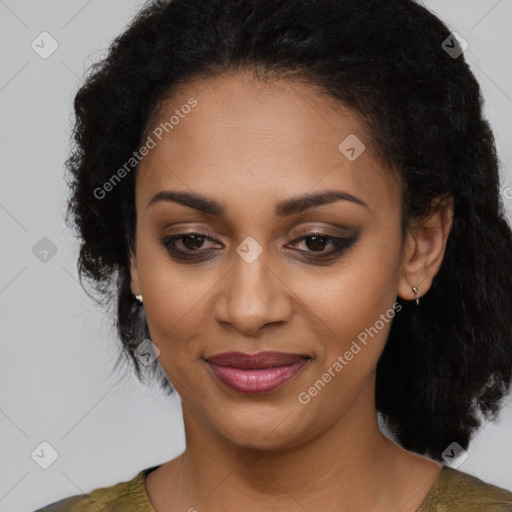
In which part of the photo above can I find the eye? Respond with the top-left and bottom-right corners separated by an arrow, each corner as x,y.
160,233 -> 221,260
287,232 -> 359,259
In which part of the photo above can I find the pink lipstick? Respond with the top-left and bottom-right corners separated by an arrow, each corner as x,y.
206,351 -> 310,394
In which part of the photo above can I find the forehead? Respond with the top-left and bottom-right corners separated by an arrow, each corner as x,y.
136,71 -> 399,217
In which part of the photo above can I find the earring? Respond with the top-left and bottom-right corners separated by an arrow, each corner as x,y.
412,286 -> 420,306
135,294 -> 143,304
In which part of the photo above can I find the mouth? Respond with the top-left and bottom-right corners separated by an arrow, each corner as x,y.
205,351 -> 311,394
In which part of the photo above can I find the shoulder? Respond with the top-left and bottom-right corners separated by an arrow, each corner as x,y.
32,467 -> 157,512
419,466 -> 512,511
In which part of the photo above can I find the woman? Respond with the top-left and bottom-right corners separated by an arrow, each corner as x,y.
35,0 -> 512,510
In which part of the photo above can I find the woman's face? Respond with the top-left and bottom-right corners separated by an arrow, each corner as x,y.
130,71 -> 408,450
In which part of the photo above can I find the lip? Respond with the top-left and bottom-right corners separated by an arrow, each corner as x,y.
206,351 -> 310,394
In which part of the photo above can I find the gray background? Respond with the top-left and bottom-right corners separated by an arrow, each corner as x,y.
1,1 -> 511,510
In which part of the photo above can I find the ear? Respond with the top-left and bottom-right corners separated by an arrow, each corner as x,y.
129,248 -> 141,297
397,194 -> 454,303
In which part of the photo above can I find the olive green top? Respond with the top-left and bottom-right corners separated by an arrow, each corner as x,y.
34,464 -> 512,511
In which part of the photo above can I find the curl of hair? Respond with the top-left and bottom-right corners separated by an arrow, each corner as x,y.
65,0 -> 512,462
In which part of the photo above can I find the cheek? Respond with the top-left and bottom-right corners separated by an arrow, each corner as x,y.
135,238 -> 212,369
293,247 -> 401,417
310,236 -> 402,366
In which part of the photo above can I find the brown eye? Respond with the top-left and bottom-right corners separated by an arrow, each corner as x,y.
289,232 -> 359,259
160,233 -> 222,260
303,234 -> 330,252
180,234 -> 207,250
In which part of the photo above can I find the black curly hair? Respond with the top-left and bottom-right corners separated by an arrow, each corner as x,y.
65,0 -> 512,463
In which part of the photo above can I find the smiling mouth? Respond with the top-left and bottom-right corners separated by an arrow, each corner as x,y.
205,351 -> 311,394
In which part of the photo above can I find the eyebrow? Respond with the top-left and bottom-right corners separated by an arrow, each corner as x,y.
146,189 -> 369,216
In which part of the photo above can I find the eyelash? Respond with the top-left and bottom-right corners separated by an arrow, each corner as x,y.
159,232 -> 358,262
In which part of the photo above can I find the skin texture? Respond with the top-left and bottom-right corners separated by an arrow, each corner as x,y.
129,71 -> 453,512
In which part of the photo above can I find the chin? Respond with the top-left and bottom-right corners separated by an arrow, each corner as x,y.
208,402 -> 317,451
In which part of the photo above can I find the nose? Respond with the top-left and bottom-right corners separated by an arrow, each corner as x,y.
213,250 -> 293,336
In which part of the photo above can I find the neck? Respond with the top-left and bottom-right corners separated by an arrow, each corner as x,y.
167,382 -> 424,512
